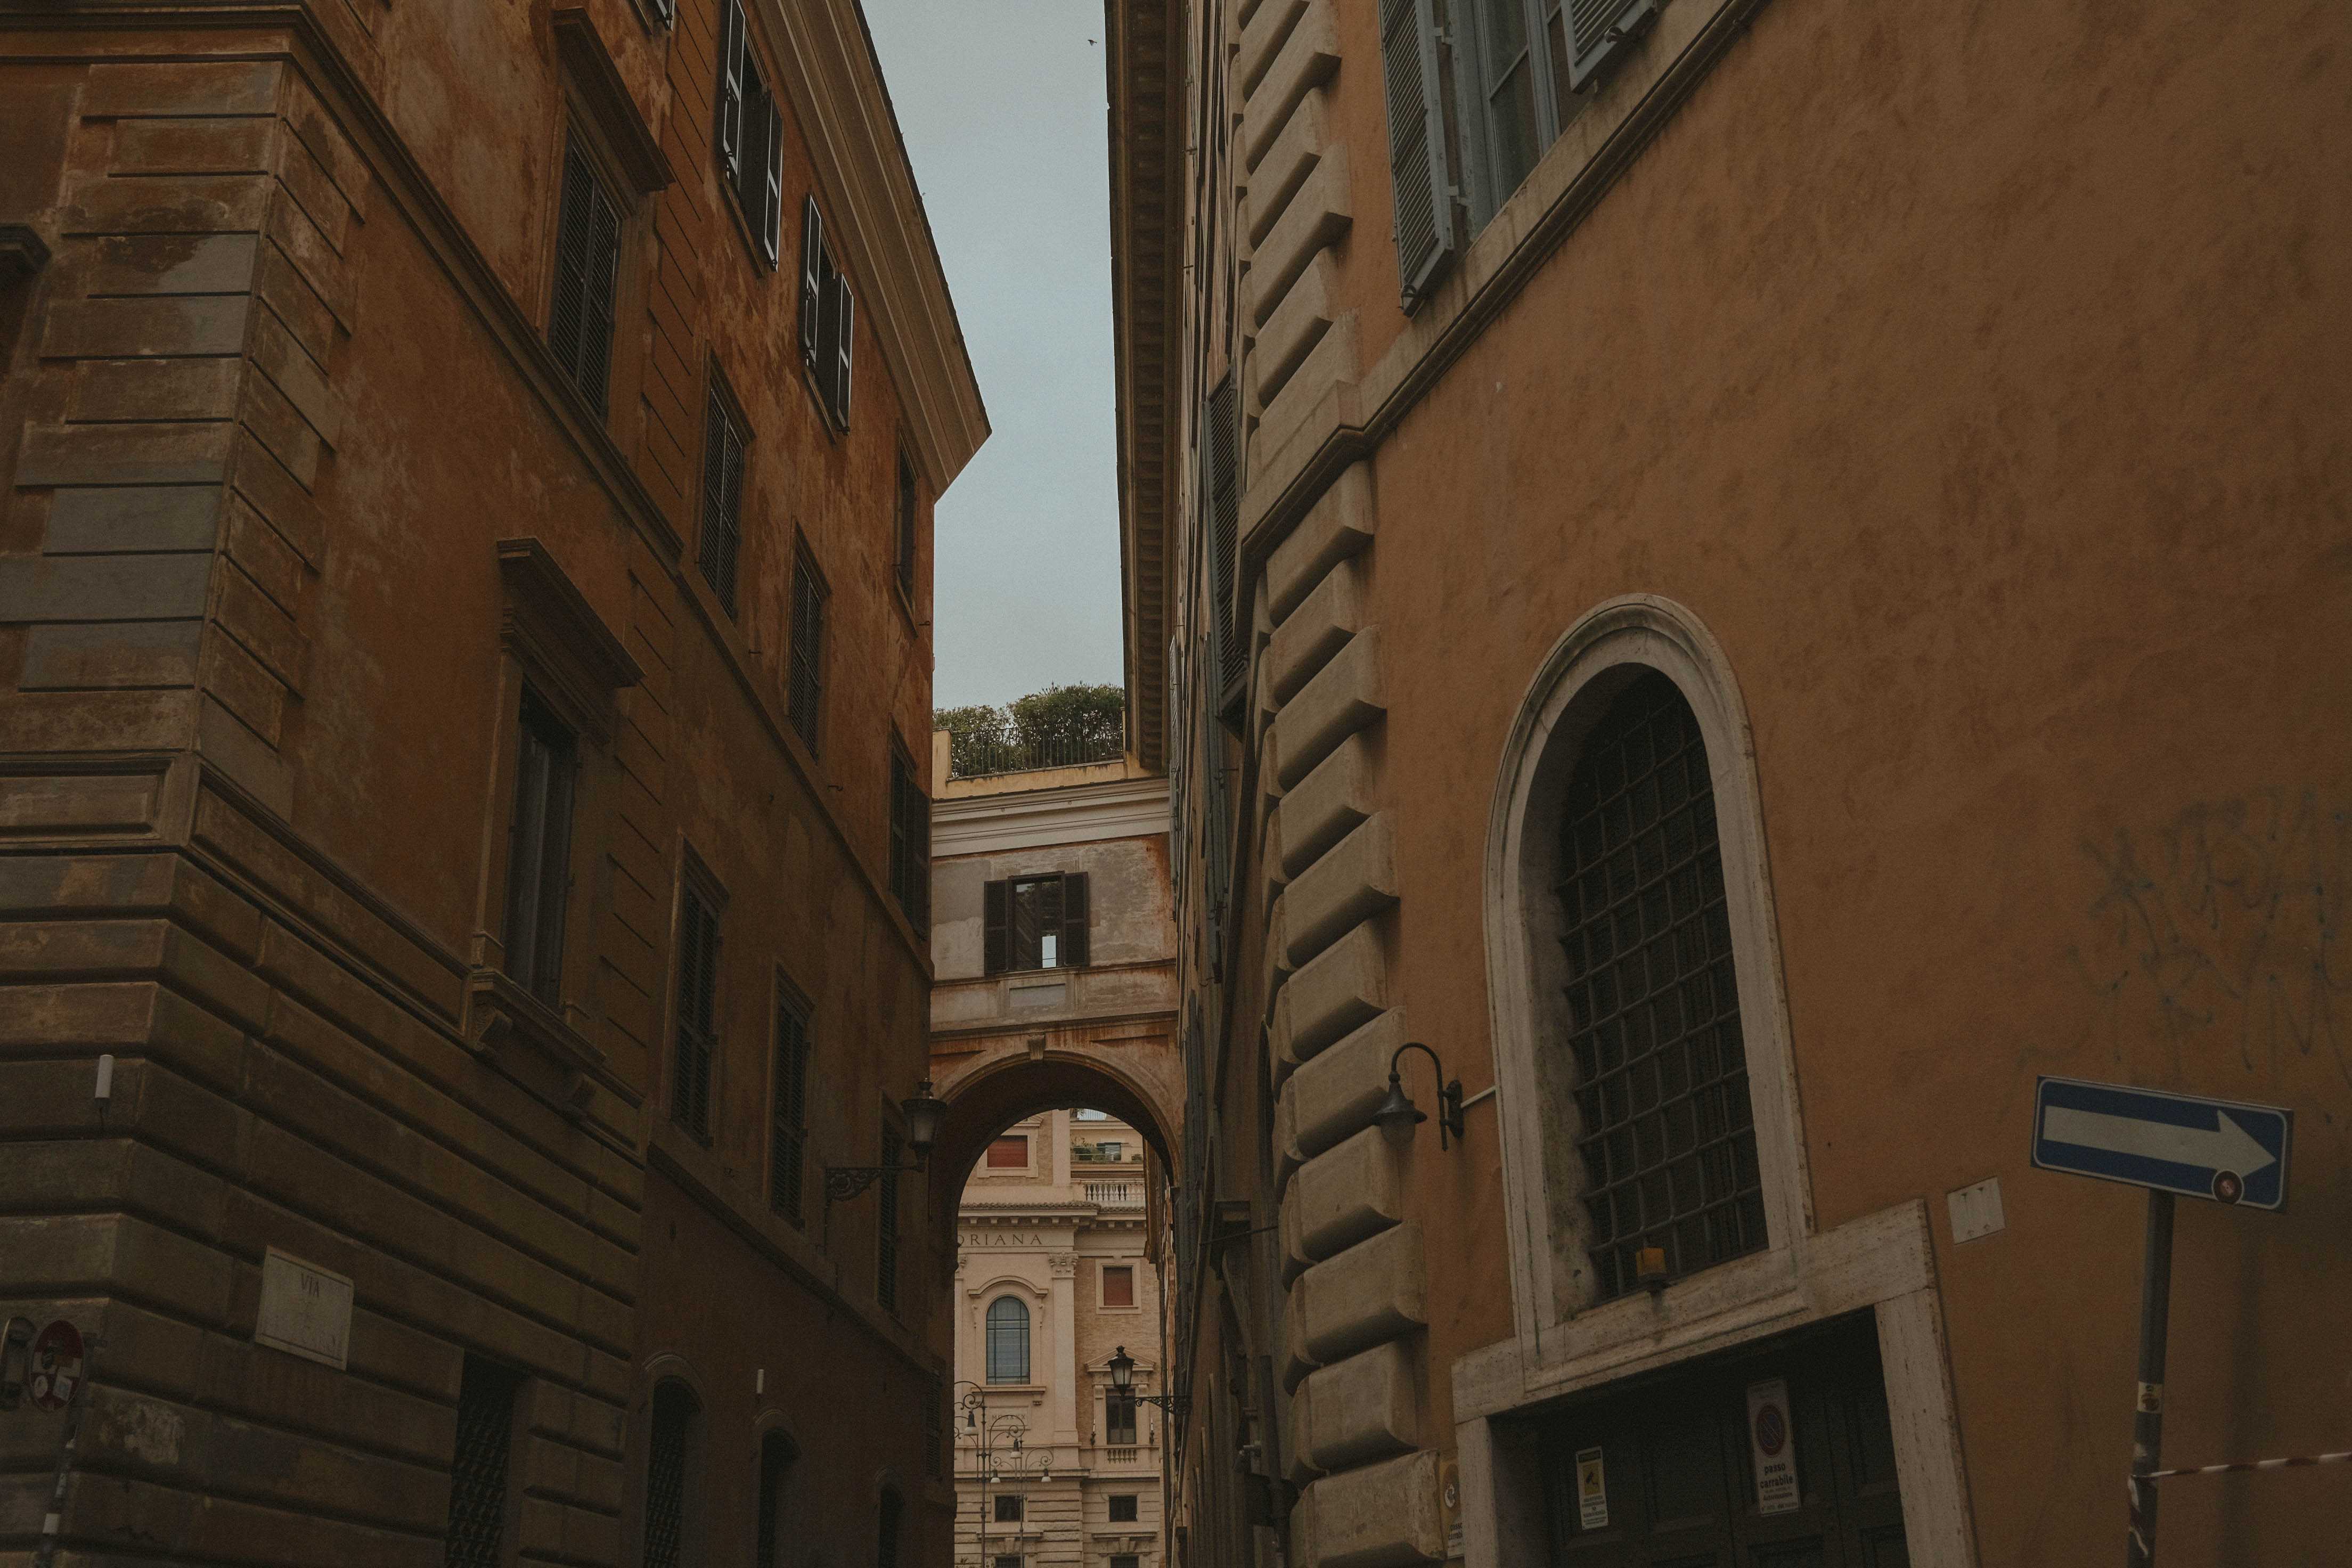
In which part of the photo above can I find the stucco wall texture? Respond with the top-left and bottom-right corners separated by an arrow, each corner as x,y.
1347,0 -> 2349,1562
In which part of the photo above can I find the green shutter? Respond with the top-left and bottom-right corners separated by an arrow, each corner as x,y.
1379,0 -> 1454,309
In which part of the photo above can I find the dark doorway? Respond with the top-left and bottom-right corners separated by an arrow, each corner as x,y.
1533,1311 -> 1906,1566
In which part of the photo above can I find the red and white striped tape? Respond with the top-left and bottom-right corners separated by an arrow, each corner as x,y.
2142,1449 -> 2352,1482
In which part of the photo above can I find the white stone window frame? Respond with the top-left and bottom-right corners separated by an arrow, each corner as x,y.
1093,1261 -> 1141,1314
1461,594 -> 1978,1566
972,1279 -> 1047,1391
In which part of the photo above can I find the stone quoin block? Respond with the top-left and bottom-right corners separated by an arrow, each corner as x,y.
1277,731 -> 1377,877
1242,0 -> 1340,171
1272,918 -> 1385,1068
1274,628 -> 1384,790
1268,461 -> 1375,621
1267,553 -> 1362,704
1284,1124 -> 1405,1267
1284,1007 -> 1410,1162
1283,813 -> 1396,967
1303,1447 -> 1446,1567
1298,1338 -> 1419,1472
1247,87 -> 1330,246
1253,255 -> 1337,405
1238,0 -> 1311,99
1248,145 -> 1352,331
1294,1217 -> 1427,1365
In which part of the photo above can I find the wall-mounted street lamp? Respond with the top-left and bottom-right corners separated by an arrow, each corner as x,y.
822,1080 -> 949,1205
1374,1042 -> 1465,1150
1106,1345 -> 1190,1427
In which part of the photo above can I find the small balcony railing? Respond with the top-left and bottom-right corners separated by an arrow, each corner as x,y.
945,728 -> 1125,780
1083,1181 -> 1141,1208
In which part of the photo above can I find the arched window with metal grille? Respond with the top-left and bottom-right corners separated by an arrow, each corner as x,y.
641,1379 -> 700,1568
1555,671 -> 1763,1300
984,1296 -> 1031,1383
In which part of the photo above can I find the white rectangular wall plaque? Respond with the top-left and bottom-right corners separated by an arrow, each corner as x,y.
255,1247 -> 354,1369
1946,1177 -> 2006,1243
1746,1379 -> 1800,1516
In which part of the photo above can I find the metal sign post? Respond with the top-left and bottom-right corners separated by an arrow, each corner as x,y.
2029,1076 -> 2295,1568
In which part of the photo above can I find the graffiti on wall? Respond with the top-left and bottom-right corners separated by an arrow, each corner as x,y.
2072,791 -> 2351,1088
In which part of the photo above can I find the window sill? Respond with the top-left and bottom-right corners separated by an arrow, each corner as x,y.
462,967 -> 607,1113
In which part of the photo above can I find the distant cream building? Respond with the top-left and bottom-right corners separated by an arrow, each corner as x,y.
953,1110 -> 1166,1568
925,738 -> 1180,1568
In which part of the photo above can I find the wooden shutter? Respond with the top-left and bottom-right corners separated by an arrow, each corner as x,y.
1379,0 -> 1453,308
673,887 -> 718,1137
699,391 -> 744,614
1061,872 -> 1091,970
759,99 -> 784,267
716,0 -> 745,181
1207,378 -> 1242,696
909,779 -> 930,929
770,993 -> 808,1223
1566,0 -> 1656,92
798,197 -> 823,363
551,137 -> 619,414
788,560 -> 822,750
982,879 -> 1008,975
877,1123 -> 901,1311
648,0 -> 675,25
828,277 -> 855,426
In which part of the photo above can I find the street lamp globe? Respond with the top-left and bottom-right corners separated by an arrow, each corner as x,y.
1107,1345 -> 1135,1390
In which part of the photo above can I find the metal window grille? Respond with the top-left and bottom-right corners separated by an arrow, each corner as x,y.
877,1124 -> 901,1313
985,1297 -> 1030,1383
1557,673 -> 1762,1301
788,560 -> 825,752
769,989 -> 810,1224
672,883 -> 720,1140
641,1381 -> 697,1568
753,1431 -> 792,1568
444,1355 -> 521,1568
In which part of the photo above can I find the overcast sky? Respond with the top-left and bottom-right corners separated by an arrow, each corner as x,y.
863,1 -> 1124,712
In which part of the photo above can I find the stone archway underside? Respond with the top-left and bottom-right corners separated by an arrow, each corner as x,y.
925,1031 -> 1184,1219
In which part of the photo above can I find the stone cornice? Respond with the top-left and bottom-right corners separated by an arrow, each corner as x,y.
759,0 -> 987,494
933,773 -> 1171,855
1107,0 -> 1185,773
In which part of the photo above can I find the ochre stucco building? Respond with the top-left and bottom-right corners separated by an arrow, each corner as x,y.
0,2 -> 981,1564
1104,0 -> 2352,1564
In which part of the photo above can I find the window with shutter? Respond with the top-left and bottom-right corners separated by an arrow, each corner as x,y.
1105,1389 -> 1138,1446
769,985 -> 810,1224
1467,0 -> 1543,204
549,135 -> 622,412
877,1123 -> 901,1312
503,690 -> 576,1007
788,557 -> 824,752
798,197 -> 824,363
887,746 -> 929,925
1060,871 -> 1091,969
1378,0 -> 1456,309
982,878 -> 1009,975
698,383 -> 746,616
646,0 -> 675,26
895,451 -> 918,600
826,272 -> 855,427
715,1 -> 745,183
1564,0 -> 1656,92
1205,378 -> 1244,705
672,878 -> 721,1140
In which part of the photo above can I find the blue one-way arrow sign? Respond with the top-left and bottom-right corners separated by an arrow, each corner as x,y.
2032,1077 -> 2292,1210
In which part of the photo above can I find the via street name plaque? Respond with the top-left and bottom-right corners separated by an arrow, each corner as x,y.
2031,1076 -> 2291,1211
